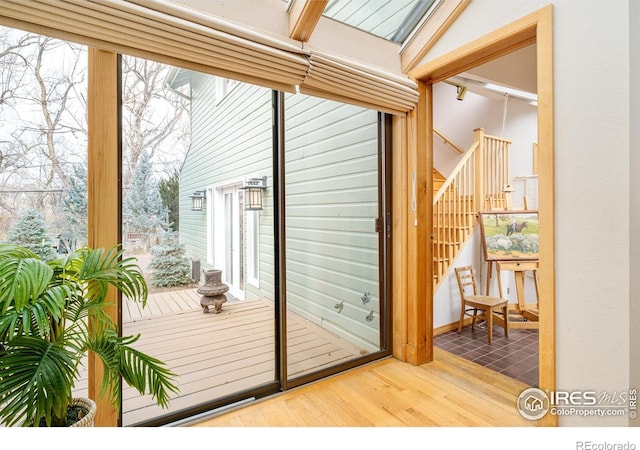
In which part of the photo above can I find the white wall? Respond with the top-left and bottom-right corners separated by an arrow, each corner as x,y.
433,82 -> 537,180
172,0 -> 289,36
433,229 -> 482,328
423,0 -> 632,426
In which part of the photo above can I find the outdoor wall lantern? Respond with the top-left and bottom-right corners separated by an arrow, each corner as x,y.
190,190 -> 206,211
241,176 -> 268,211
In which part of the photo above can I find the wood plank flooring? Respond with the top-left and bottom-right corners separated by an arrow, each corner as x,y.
191,347 -> 535,427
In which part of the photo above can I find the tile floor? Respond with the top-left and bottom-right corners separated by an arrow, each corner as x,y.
434,324 -> 539,387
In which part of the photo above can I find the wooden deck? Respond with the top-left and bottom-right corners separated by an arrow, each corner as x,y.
74,289 -> 366,426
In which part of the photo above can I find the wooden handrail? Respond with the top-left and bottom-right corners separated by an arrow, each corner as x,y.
433,141 -> 478,204
434,127 -> 465,154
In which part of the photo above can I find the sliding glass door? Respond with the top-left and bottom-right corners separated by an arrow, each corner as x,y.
283,94 -> 387,383
120,58 -> 277,425
118,79 -> 390,425
118,58 -> 390,425
0,21 -> 391,430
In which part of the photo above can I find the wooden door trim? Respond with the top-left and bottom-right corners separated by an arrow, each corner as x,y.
397,5 -> 556,426
87,48 -> 121,427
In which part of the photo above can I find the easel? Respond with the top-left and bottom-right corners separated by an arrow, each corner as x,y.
486,259 -> 539,329
482,185 -> 539,328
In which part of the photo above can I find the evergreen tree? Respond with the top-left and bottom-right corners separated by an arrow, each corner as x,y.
5,208 -> 57,260
123,151 -> 165,248
149,229 -> 192,287
158,169 -> 180,231
60,164 -> 88,251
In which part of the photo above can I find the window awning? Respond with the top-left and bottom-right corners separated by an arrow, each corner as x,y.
301,51 -> 419,115
0,0 -> 309,92
0,0 -> 419,114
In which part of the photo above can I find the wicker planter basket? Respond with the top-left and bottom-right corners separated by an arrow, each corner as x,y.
69,398 -> 97,427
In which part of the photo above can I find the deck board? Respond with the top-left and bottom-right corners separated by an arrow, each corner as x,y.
73,288 -> 366,426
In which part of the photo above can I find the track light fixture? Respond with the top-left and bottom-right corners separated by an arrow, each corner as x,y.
456,85 -> 467,101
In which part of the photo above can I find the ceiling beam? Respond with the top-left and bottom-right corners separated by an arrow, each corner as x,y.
289,0 -> 329,42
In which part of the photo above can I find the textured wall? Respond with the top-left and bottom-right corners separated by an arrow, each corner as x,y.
421,0 -> 632,426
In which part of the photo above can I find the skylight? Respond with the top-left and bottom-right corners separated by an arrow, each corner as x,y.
323,0 -> 438,43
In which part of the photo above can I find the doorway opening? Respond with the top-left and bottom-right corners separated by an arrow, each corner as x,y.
407,5 -> 555,425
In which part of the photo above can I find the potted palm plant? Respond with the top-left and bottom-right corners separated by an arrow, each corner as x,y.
0,244 -> 179,427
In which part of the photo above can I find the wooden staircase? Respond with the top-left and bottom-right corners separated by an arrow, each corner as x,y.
433,169 -> 446,196
432,128 -> 511,291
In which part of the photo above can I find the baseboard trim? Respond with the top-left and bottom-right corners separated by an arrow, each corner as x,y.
434,317 -> 475,335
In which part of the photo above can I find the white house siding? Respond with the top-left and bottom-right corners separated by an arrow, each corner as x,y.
180,74 -> 275,301
284,94 -> 380,351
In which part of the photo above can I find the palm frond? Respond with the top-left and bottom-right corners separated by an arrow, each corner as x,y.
0,244 -> 39,259
0,337 -> 79,427
0,244 -> 178,426
0,284 -> 71,342
69,247 -> 148,305
120,344 -> 179,408
0,255 -> 53,314
87,331 -> 178,410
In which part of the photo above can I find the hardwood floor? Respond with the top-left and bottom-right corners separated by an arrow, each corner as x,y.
190,347 -> 535,427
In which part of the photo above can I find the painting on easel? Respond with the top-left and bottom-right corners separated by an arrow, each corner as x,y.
478,211 -> 539,261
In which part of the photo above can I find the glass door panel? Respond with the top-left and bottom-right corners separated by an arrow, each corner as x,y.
283,94 -> 383,381
220,186 -> 244,299
120,57 -> 276,425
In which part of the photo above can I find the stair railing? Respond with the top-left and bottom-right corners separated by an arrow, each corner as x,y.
433,141 -> 478,288
434,127 -> 464,154
478,128 -> 512,210
432,128 -> 511,290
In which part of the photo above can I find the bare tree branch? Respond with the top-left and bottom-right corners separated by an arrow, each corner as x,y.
122,56 -> 189,186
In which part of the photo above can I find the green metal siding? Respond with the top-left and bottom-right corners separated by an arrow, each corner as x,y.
180,74 -> 274,301
180,75 -> 380,350
284,93 -> 380,350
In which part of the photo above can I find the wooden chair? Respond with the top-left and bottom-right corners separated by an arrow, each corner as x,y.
454,265 -> 509,344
